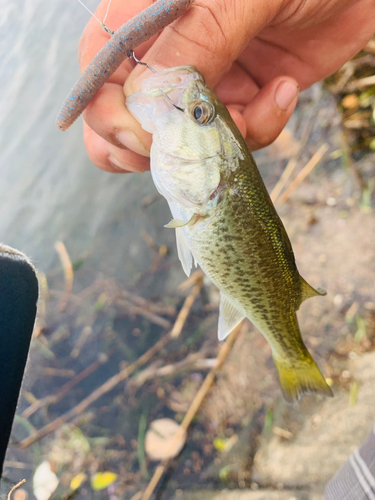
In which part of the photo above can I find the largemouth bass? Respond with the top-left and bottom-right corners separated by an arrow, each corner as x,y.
126,66 -> 333,404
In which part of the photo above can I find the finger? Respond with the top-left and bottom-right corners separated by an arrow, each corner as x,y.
83,82 -> 151,155
83,122 -> 150,173
241,76 -> 299,150
214,61 -> 260,105
214,61 -> 259,138
79,0 -> 156,166
124,0 -> 284,95
227,106 -> 247,139
239,0 -> 375,90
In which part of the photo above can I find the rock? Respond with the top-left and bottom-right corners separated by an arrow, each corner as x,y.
252,352 -> 375,488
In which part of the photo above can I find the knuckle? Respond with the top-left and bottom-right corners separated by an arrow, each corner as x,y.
170,1 -> 233,63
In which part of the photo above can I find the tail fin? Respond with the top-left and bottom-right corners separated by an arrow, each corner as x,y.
274,355 -> 333,404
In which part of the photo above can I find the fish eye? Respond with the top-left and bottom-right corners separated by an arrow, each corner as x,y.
189,101 -> 215,125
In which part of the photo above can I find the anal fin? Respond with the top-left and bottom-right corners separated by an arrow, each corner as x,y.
218,293 -> 246,341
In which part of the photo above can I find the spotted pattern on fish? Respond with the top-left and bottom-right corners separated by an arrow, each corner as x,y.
126,66 -> 333,403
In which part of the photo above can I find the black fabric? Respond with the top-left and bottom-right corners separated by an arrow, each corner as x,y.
0,250 -> 38,477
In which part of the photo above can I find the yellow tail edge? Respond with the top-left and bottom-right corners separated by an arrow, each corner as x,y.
274,355 -> 333,404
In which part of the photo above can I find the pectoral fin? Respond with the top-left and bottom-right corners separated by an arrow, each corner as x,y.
165,219 -> 188,228
218,293 -> 246,341
298,276 -> 327,309
164,214 -> 200,229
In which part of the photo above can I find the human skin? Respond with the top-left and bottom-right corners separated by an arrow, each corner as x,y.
79,0 -> 375,174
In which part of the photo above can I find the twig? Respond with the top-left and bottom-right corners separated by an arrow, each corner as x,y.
141,193 -> 159,208
140,321 -> 246,500
7,480 -> 26,500
3,461 -> 32,470
330,55 -> 375,94
117,298 -> 171,329
70,325 -> 93,359
77,280 -> 103,300
277,144 -> 329,204
19,280 -> 202,448
21,353 -> 112,419
54,241 -> 74,312
129,349 -> 212,388
178,269 -> 204,292
121,290 -> 176,316
270,116 -> 315,202
364,39 -> 375,54
270,158 -> 298,203
170,280 -> 202,338
141,230 -> 159,253
349,75 -> 375,89
140,230 -> 168,274
56,0 -> 195,130
39,368 -> 75,378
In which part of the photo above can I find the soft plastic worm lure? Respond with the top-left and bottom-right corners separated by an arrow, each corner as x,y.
56,0 -> 194,131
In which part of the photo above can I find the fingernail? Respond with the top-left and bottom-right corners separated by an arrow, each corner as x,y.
117,130 -> 150,157
275,81 -> 299,110
108,154 -> 135,172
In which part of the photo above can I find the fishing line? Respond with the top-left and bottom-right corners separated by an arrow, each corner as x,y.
128,50 -> 184,112
102,0 -> 113,26
76,0 -> 114,35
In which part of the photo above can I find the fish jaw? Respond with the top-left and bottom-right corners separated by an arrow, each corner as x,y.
126,66 -> 202,135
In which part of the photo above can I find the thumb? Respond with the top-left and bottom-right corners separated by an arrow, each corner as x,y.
124,0 -> 283,94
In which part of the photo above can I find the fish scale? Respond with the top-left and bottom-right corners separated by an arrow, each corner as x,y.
126,65 -> 333,404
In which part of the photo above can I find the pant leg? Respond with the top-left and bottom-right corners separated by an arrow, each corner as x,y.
325,423 -> 375,500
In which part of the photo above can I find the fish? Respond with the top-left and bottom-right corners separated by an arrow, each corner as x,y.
126,66 -> 333,404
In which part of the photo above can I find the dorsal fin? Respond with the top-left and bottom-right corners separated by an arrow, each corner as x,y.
299,276 -> 326,309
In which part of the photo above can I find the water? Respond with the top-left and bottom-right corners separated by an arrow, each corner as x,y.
0,0 -> 178,289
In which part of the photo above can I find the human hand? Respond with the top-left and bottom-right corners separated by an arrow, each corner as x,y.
79,0 -> 375,173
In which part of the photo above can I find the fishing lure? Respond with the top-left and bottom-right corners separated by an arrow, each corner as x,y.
56,0 -> 194,131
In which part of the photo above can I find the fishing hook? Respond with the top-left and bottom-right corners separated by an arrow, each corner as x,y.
127,50 -> 184,112
102,23 -> 114,36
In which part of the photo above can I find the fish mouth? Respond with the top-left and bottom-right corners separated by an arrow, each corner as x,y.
138,66 -> 203,98
126,66 -> 205,134
135,66 -> 204,114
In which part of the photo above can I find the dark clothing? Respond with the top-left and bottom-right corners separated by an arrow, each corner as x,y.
0,247 -> 38,476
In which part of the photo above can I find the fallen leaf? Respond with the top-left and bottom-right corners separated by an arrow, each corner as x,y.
70,473 -> 87,490
91,472 -> 118,491
145,418 -> 186,461
33,462 -> 58,500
